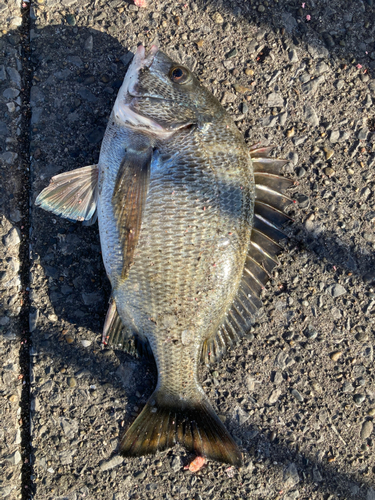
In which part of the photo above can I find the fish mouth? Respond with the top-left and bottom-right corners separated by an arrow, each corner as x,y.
127,44 -> 159,98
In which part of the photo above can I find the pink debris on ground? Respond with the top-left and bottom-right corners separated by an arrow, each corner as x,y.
184,456 -> 207,472
134,0 -> 148,7
306,14 -> 311,21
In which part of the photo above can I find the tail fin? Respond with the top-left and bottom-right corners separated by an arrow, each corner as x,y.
120,390 -> 242,466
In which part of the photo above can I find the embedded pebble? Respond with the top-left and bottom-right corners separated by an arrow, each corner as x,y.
267,92 -> 284,107
269,388 -> 282,404
283,462 -> 300,486
212,12 -> 224,24
330,351 -> 343,362
67,377 -> 77,388
304,104 -> 319,127
5,450 -> 21,465
100,456 -> 124,471
291,389 -> 304,403
3,228 -> 21,247
288,49 -> 299,63
353,394 -> 366,405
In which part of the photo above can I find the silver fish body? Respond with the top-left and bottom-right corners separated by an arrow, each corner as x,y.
36,44 -> 293,466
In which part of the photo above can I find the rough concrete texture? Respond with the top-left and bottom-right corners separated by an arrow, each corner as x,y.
1,0 -> 375,498
0,3 -> 28,499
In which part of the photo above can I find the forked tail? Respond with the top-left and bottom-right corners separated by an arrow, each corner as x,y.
120,389 -> 242,466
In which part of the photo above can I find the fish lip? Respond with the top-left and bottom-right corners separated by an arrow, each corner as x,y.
126,44 -> 159,97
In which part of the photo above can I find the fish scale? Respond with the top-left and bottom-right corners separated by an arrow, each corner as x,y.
35,45 -> 294,466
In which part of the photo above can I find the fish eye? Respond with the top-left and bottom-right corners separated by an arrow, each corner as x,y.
169,66 -> 190,84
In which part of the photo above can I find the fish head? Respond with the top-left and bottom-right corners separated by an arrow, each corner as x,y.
113,44 -> 223,138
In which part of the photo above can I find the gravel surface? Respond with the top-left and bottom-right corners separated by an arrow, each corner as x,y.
1,0 -> 375,499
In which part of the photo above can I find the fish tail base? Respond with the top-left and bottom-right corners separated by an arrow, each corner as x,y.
120,390 -> 242,466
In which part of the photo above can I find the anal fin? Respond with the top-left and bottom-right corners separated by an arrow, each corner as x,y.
102,294 -> 153,359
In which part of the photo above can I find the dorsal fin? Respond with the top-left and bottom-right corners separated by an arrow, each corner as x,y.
201,146 -> 293,365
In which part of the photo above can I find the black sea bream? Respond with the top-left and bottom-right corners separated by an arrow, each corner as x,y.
36,44 -> 294,466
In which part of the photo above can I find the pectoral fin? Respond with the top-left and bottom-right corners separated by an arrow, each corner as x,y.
112,147 -> 152,279
35,164 -> 98,224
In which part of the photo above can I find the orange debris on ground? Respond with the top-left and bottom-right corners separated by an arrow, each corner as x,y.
184,456 -> 207,472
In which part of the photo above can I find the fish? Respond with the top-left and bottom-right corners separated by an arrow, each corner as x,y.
36,44 -> 294,466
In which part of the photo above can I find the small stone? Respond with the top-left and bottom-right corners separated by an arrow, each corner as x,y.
67,377 -> 77,388
330,351 -> 342,362
267,92 -> 284,107
324,148 -> 334,160
293,136 -> 307,146
6,67 -> 21,89
342,382 -> 354,393
85,128 -> 105,144
273,371 -> 283,385
100,456 -> 124,471
262,115 -> 278,127
330,284 -> 346,298
363,232 -> 375,243
296,167 -> 306,178
233,84 -> 251,94
358,128 -> 369,140
315,61 -> 329,75
356,331 -> 368,342
81,339 -> 92,347
304,104 -> 319,127
329,130 -> 340,143
5,450 -> 21,465
324,167 -> 335,177
367,408 -> 375,416
353,394 -> 366,405
212,12 -> 224,24
3,227 -> 21,247
0,151 -> 18,165
29,309 -> 39,332
288,49 -> 299,63
6,102 -> 16,113
304,325 -> 318,339
67,55 -> 83,68
302,75 -> 325,94
77,88 -> 97,103
241,102 -> 249,114
65,335 -> 74,344
245,68 -> 254,76
258,4 -> 266,12
279,111 -> 288,126
284,463 -> 300,487
364,94 -> 372,108
286,127 -> 295,138
269,388 -> 282,404
171,455 -> 182,472
291,389 -> 304,403
360,420 -> 373,440
8,394 -> 18,403
296,194 -> 310,208
196,40 -> 204,48
322,33 -> 335,49
84,35 -> 93,51
225,48 -> 237,59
